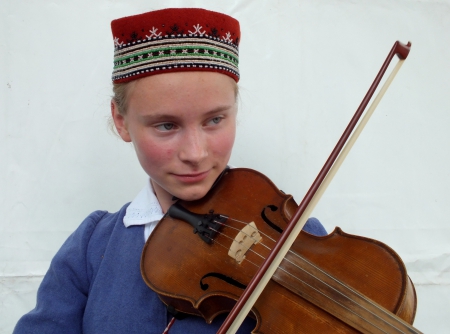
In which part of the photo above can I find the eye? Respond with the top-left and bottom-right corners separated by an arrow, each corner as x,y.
207,116 -> 223,126
155,123 -> 175,131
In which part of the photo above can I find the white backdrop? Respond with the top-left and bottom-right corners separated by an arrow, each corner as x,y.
1,0 -> 449,333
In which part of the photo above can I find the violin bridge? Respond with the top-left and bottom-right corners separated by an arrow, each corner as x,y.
228,222 -> 262,264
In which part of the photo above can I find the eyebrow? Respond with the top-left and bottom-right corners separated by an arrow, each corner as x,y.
139,104 -> 235,123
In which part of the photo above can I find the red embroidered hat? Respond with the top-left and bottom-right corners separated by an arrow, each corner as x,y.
111,8 -> 240,83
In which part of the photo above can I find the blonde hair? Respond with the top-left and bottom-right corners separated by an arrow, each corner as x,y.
109,82 -> 132,135
112,82 -> 132,116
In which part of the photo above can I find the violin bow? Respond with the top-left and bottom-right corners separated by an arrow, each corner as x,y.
218,40 -> 412,334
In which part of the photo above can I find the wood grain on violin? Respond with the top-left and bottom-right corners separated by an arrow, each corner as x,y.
141,168 -> 420,333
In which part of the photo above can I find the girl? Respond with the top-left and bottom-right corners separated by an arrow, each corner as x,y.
14,8 -> 326,333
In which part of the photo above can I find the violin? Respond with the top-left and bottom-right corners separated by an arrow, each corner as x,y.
141,168 -> 418,333
141,41 -> 422,333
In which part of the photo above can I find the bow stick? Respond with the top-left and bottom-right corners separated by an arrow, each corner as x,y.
218,40 -> 412,334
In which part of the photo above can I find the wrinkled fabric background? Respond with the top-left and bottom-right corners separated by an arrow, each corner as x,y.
1,0 -> 449,333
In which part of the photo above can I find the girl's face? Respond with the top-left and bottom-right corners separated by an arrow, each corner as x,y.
112,71 -> 237,209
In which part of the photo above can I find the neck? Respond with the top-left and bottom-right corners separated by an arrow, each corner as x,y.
150,180 -> 176,214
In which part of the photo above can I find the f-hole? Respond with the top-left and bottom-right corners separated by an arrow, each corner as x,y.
261,205 -> 283,233
200,273 -> 247,291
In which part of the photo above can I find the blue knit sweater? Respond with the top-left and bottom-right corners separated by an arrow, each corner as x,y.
13,203 -> 327,333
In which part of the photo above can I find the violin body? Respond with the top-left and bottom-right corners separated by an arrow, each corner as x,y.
141,168 -> 417,333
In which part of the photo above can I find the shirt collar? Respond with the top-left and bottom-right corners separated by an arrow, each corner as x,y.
123,179 -> 164,228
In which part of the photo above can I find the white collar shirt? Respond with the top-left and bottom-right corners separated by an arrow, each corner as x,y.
123,179 -> 164,241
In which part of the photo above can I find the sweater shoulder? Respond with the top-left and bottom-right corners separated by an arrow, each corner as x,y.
12,203 -> 131,334
79,204 -> 131,280
304,217 -> 328,236
73,203 -> 129,246
80,203 -> 130,235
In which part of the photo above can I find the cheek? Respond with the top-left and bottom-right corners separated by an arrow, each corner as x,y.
213,127 -> 236,157
134,140 -> 174,168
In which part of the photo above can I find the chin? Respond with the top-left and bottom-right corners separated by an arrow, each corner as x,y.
176,185 -> 210,202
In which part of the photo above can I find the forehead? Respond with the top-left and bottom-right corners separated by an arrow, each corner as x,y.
126,71 -> 237,114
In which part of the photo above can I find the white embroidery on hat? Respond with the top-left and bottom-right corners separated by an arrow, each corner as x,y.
222,32 -> 232,43
114,37 -> 124,47
189,24 -> 206,36
147,27 -> 162,39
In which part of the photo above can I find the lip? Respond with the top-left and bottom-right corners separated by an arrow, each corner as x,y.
172,170 -> 210,183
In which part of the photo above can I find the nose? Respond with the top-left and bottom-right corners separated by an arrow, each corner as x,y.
178,128 -> 208,165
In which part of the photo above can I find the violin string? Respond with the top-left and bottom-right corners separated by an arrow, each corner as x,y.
220,216 -> 278,243
209,228 -> 267,265
274,262 -> 397,333
207,236 -> 263,271
210,220 -> 411,333
218,218 -> 410,331
270,268 -> 391,334
206,231 -> 391,333
281,250 -> 409,330
274,241 -> 413,332
213,220 -> 274,253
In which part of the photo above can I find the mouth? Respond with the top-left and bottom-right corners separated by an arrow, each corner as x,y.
172,170 -> 210,183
